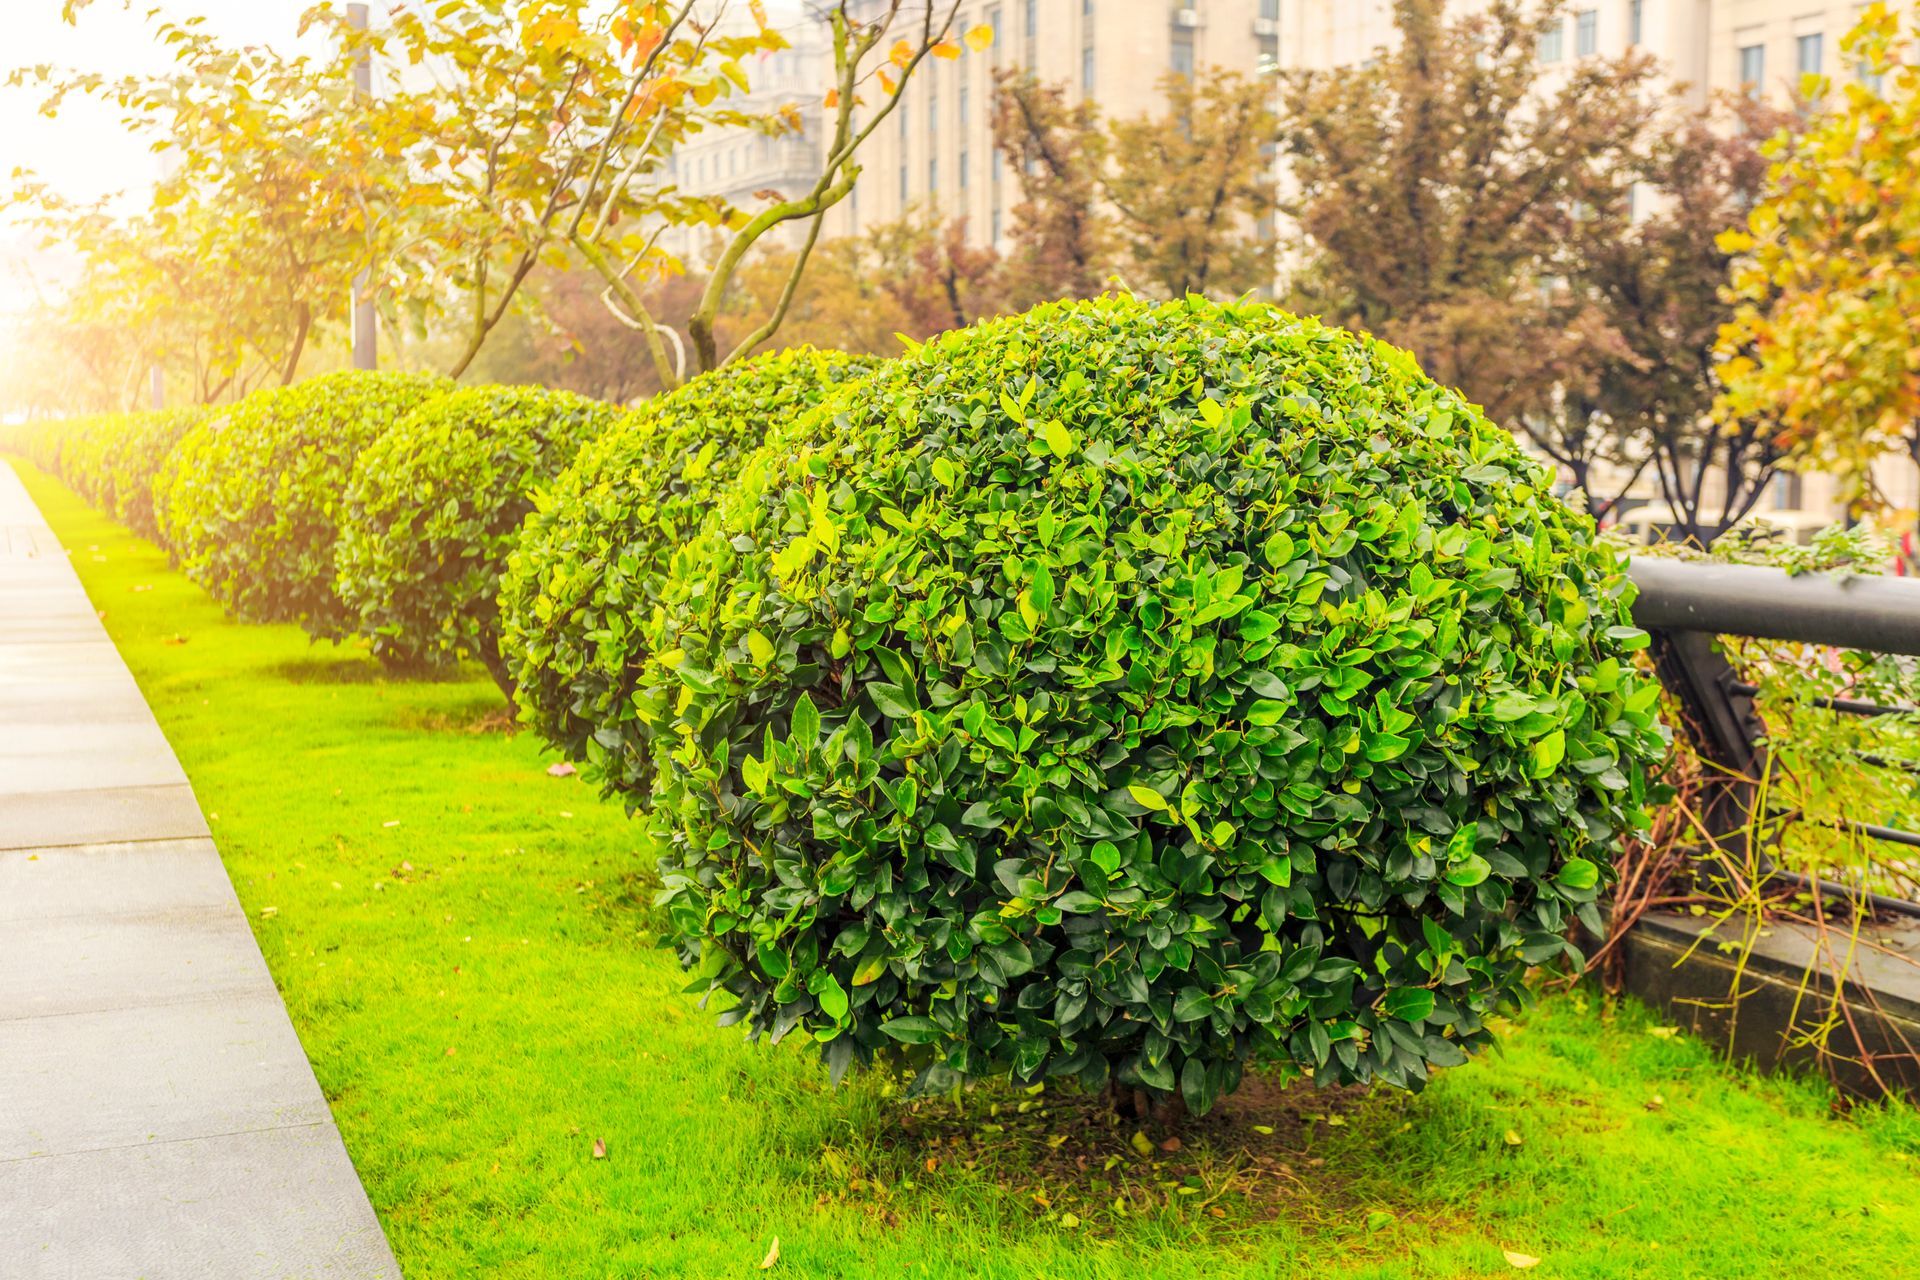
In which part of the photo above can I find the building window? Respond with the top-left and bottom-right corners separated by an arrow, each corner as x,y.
1537,21 -> 1563,62
900,165 -> 908,203
1739,43 -> 1765,91
1797,32 -> 1823,76
1172,28 -> 1195,77
986,5 -> 1001,65
1260,0 -> 1278,16
992,206 -> 1003,243
960,150 -> 970,189
1082,0 -> 1096,94
1629,0 -> 1643,44
1575,9 -> 1597,56
1024,0 -> 1036,41
929,158 -> 939,193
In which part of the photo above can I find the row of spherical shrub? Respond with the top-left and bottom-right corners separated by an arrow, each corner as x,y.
7,356 -> 851,703
4,296 -> 1668,1116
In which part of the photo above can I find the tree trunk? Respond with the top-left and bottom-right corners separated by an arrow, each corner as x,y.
280,303 -> 312,386
476,628 -> 516,704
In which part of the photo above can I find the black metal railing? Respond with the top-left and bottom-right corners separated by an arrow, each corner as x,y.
1627,557 -> 1920,915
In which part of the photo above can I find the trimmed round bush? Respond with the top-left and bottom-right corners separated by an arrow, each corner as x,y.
335,385 -> 622,691
157,371 -> 448,632
103,408 -> 205,542
631,296 -> 1667,1112
499,347 -> 874,782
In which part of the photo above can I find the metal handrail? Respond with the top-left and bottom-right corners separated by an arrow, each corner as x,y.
1625,556 -> 1920,918
1628,558 -> 1920,657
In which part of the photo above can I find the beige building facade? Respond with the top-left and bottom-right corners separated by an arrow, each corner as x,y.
723,0 -> 1895,249
821,1 -> 1280,246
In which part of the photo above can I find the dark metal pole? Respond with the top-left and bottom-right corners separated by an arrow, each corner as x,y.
1628,557 -> 1920,658
347,2 -> 377,372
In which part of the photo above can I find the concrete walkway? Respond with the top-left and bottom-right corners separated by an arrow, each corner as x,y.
0,464 -> 399,1279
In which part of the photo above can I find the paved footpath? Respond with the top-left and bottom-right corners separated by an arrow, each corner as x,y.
0,464 -> 399,1279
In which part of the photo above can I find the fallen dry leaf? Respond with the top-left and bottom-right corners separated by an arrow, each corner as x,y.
1159,1136 -> 1183,1153
1504,1129 -> 1523,1147
592,1138 -> 607,1160
546,762 -> 578,778
1503,1250 -> 1541,1269
759,1236 -> 780,1270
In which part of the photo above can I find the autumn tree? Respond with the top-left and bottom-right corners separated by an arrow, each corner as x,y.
1275,0 -> 1656,429
992,72 -> 1110,304
1716,1 -> 1920,511
993,68 -> 1277,302
869,216 -> 1009,332
1101,72 -> 1278,299
351,0 -> 784,379
551,1 -> 993,391
1554,93 -> 1796,543
12,7 -> 419,389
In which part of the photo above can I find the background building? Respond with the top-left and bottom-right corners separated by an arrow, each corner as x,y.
682,0 -> 1894,257
819,1 -> 1277,247
656,8 -> 832,261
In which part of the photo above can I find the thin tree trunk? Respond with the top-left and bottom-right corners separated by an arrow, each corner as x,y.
280,303 -> 312,386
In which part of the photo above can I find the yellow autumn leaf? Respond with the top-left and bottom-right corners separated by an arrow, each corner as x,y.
930,39 -> 960,59
964,24 -> 996,52
1503,1250 -> 1540,1269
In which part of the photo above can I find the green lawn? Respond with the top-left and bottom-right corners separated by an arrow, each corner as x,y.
16,456 -> 1920,1279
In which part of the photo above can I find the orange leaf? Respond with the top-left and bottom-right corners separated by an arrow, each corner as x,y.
931,39 -> 960,60
879,68 -> 897,95
889,38 -> 913,69
823,87 -> 840,107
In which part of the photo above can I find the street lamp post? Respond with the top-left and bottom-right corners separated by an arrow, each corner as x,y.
347,2 -> 377,372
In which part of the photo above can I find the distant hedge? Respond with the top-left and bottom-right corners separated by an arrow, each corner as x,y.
106,409 -> 206,542
44,414 -> 130,508
156,371 -> 449,633
499,347 -> 874,786
627,296 -> 1667,1112
335,385 -> 621,691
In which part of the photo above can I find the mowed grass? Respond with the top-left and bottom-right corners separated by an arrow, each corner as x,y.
16,455 -> 1920,1280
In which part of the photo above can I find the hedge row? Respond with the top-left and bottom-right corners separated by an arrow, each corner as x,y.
1,297 -> 1666,1114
